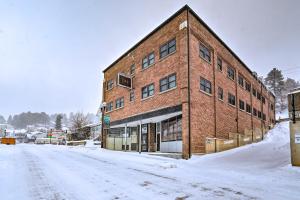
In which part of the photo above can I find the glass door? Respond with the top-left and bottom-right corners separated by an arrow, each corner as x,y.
141,124 -> 148,152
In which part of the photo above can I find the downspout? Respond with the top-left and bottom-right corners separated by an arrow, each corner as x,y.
187,8 -> 191,158
250,83 -> 254,142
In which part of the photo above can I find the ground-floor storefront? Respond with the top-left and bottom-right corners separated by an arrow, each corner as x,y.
102,106 -> 183,153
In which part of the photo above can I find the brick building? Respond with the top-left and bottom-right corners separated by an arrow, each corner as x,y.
101,5 -> 275,159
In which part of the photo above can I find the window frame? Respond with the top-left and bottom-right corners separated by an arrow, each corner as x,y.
228,92 -> 236,106
199,43 -> 211,63
217,57 -> 223,71
239,99 -> 245,111
159,38 -> 176,59
218,87 -> 223,100
106,79 -> 114,90
141,83 -> 154,99
246,103 -> 251,113
159,73 -> 177,92
142,52 -> 155,69
106,101 -> 113,112
200,77 -> 212,94
129,90 -> 135,102
227,66 -> 235,80
238,75 -> 244,87
245,81 -> 251,92
115,97 -> 124,109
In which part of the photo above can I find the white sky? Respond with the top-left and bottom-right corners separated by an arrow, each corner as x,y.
0,0 -> 299,118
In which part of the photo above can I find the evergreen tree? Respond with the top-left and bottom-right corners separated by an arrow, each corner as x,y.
264,68 -> 285,111
55,114 -> 63,130
7,115 -> 12,124
0,115 -> 6,124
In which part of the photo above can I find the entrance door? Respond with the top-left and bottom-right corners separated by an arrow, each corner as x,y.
156,122 -> 161,151
141,124 -> 148,152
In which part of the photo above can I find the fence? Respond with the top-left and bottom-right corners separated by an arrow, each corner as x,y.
205,128 -> 267,153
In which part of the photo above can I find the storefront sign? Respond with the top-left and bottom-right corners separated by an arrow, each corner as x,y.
103,115 -> 110,128
118,73 -> 132,89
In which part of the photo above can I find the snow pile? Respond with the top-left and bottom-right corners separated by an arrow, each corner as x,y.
1,122 -> 300,200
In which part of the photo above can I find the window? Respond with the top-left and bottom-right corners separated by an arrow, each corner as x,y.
262,113 -> 266,121
161,116 -> 182,142
228,93 -> 236,106
227,66 -> 235,80
245,81 -> 251,92
142,52 -> 155,69
238,75 -> 244,87
160,73 -> 176,92
262,96 -> 265,104
107,79 -> 114,90
252,88 -> 257,97
107,102 -> 113,112
200,77 -> 212,94
160,39 -> 176,58
271,103 -> 274,110
218,87 -> 223,100
142,83 -> 154,99
115,97 -> 124,109
239,100 -> 245,110
129,90 -> 135,102
257,92 -> 262,100
130,64 -> 135,75
246,103 -> 251,113
217,57 -> 222,71
253,108 -> 257,116
199,43 -> 211,62
258,111 -> 262,119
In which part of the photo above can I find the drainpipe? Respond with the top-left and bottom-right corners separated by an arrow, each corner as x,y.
139,121 -> 142,154
124,123 -> 127,152
187,7 -> 191,159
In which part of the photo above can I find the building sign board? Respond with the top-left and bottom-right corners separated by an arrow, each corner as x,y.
103,115 -> 110,128
118,73 -> 132,89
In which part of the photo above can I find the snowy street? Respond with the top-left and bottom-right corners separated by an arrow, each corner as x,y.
1,122 -> 300,200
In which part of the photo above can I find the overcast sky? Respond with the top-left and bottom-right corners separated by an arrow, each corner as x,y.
1,0 -> 300,118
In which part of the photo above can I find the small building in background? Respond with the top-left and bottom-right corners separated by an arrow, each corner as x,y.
288,88 -> 300,166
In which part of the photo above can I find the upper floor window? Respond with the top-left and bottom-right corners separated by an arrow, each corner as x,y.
217,57 -> 222,71
200,77 -> 212,94
246,103 -> 251,113
142,83 -> 154,99
245,81 -> 251,92
262,113 -> 266,121
227,66 -> 235,80
258,111 -> 262,119
271,103 -> 274,110
129,90 -> 135,102
130,64 -> 135,75
107,79 -> 114,90
262,96 -> 265,104
252,88 -> 257,97
106,102 -> 113,112
238,75 -> 244,87
257,92 -> 262,100
160,73 -> 176,92
253,108 -> 257,116
218,87 -> 223,100
160,39 -> 176,59
228,93 -> 236,106
142,52 -> 155,69
239,99 -> 245,110
115,97 -> 124,109
199,43 -> 211,63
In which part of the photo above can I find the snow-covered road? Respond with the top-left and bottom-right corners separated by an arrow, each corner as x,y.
1,122 -> 300,200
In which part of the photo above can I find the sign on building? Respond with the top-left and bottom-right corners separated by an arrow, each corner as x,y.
117,73 -> 132,89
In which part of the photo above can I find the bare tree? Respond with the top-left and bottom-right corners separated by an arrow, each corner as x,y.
70,112 -> 91,140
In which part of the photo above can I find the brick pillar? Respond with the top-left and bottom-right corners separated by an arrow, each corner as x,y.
148,123 -> 156,152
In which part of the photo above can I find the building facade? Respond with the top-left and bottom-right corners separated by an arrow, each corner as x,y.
101,5 -> 276,159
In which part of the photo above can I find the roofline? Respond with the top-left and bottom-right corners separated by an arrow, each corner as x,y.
102,4 -> 274,98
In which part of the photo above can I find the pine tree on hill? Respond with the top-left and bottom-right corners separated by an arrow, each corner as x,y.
55,114 -> 63,130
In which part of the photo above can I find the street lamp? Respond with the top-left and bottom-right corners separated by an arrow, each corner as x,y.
100,102 -> 107,148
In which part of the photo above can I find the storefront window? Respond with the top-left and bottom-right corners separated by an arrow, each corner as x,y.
161,115 -> 182,142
